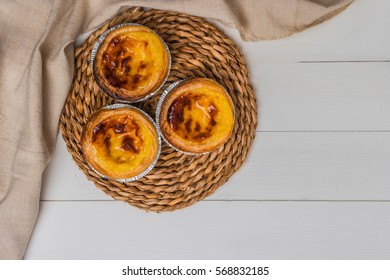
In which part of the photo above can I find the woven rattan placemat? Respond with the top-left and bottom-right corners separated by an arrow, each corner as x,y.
59,7 -> 257,212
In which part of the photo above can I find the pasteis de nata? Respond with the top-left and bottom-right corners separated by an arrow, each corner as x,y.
158,78 -> 235,154
81,106 -> 160,180
93,24 -> 170,102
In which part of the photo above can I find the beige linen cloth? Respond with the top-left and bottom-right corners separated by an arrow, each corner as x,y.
0,0 -> 353,259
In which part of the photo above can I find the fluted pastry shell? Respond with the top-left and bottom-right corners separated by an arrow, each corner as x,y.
157,78 -> 235,154
81,104 -> 160,181
92,24 -> 170,102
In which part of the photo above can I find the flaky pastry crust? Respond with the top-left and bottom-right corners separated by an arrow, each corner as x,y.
82,107 -> 159,179
94,25 -> 169,102
159,78 -> 234,154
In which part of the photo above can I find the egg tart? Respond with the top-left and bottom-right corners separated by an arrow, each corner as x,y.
93,24 -> 170,102
82,105 -> 160,181
157,78 -> 235,154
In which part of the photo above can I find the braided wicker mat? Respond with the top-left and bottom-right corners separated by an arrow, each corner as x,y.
59,7 -> 257,212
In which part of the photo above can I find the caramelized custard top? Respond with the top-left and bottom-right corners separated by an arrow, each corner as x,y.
83,109 -> 159,178
91,115 -> 144,163
161,78 -> 235,153
98,27 -> 168,98
168,92 -> 218,143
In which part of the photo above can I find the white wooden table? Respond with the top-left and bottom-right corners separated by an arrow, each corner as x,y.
24,1 -> 390,259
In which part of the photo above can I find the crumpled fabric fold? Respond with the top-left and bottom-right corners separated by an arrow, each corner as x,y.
0,0 -> 354,259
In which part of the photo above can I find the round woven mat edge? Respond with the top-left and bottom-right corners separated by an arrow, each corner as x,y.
59,7 -> 257,212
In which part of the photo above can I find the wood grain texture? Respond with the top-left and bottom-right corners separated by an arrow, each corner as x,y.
254,62 -> 390,131
41,132 -> 390,201
27,0 -> 390,259
223,0 -> 390,62
25,201 -> 390,259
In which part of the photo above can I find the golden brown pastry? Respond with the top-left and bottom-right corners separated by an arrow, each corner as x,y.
82,105 -> 160,180
158,78 -> 235,154
93,24 -> 170,102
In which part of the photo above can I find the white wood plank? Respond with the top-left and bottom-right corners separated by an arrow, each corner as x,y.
222,132 -> 390,201
253,62 -> 390,131
24,201 -> 390,259
26,1 -> 390,262
41,132 -> 390,201
221,0 -> 390,62
75,1 -> 390,62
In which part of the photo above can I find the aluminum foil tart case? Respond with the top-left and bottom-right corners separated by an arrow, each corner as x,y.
155,79 -> 236,155
90,23 -> 171,103
82,104 -> 161,183
156,81 -> 194,155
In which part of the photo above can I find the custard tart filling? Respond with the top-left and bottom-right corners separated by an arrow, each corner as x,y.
158,78 -> 234,154
82,106 -> 160,180
93,24 -> 170,102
